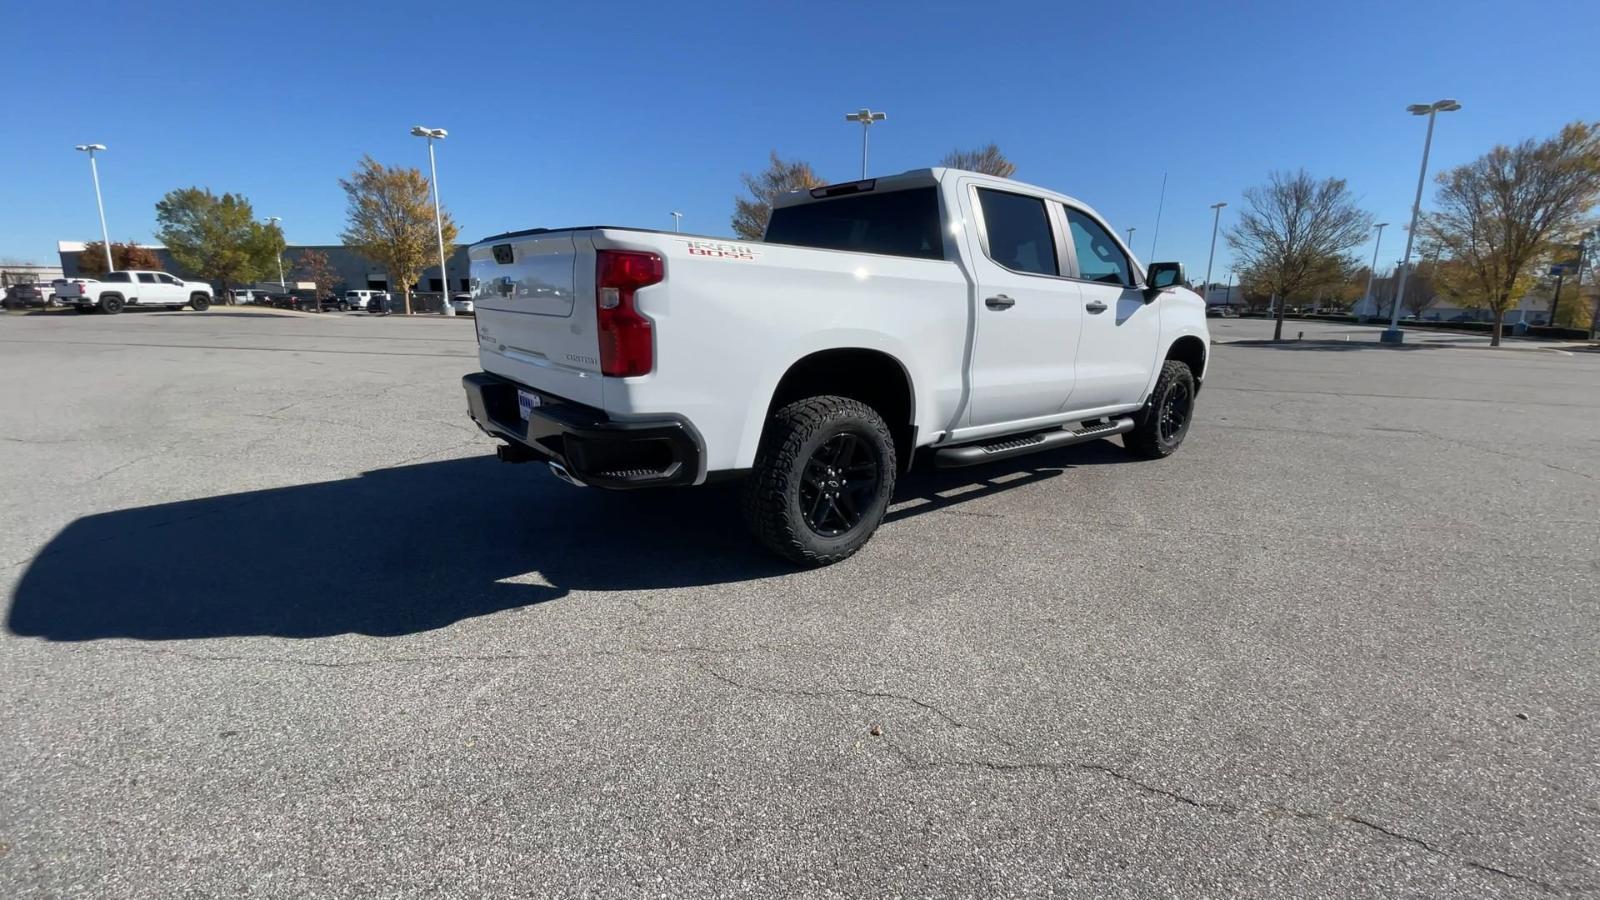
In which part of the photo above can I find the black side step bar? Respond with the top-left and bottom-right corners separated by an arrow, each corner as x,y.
932,417 -> 1135,468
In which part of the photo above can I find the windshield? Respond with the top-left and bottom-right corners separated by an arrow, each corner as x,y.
763,187 -> 944,260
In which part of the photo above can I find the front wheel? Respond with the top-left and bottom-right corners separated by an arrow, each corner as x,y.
742,395 -> 897,566
1123,359 -> 1196,459
190,295 -> 210,312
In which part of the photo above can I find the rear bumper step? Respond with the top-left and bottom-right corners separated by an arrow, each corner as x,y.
933,417 -> 1134,468
462,372 -> 702,489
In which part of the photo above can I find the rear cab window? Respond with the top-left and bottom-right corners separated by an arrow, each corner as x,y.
975,188 -> 1059,276
763,187 -> 945,260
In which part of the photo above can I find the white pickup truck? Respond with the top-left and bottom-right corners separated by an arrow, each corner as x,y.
58,270 -> 213,313
461,168 -> 1209,564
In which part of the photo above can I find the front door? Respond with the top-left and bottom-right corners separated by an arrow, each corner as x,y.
156,273 -> 185,304
961,183 -> 1083,430
1060,205 -> 1162,412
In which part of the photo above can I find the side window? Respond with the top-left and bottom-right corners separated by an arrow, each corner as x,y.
976,188 -> 1058,276
137,273 -> 159,284
1064,208 -> 1133,287
157,274 -> 179,285
104,272 -> 130,283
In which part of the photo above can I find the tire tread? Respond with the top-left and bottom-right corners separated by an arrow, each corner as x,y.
741,395 -> 896,566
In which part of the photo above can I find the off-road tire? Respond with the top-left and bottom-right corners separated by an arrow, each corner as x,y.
1123,359 -> 1196,459
190,294 -> 210,312
99,295 -> 123,315
742,395 -> 897,566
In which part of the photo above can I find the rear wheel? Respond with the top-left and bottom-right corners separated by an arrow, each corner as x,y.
190,294 -> 210,312
1123,359 -> 1196,459
742,395 -> 897,566
98,295 -> 123,315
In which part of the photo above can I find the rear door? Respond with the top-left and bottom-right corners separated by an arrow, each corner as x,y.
960,183 -> 1083,428
134,272 -> 162,304
470,232 -> 602,408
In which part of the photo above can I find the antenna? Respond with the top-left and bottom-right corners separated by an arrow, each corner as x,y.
1148,172 -> 1168,260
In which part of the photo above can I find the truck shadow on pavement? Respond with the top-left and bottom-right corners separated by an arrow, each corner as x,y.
8,442 -> 1133,643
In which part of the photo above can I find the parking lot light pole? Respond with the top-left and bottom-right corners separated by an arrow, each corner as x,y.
1125,226 -> 1136,247
1361,222 -> 1389,319
844,108 -> 885,180
411,125 -> 454,316
265,217 -> 287,292
1204,202 -> 1227,303
74,144 -> 113,274
671,211 -> 683,233
1386,99 -> 1461,344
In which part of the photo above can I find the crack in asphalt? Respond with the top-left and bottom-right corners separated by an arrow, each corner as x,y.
697,664 -> 1559,894
31,639 -> 1563,893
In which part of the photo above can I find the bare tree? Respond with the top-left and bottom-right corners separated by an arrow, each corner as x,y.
731,152 -> 824,241
1424,121 -> 1600,345
940,144 -> 1016,178
1227,170 -> 1373,340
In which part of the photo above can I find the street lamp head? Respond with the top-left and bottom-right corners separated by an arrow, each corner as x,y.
1210,201 -> 1227,210
1406,104 -> 1433,115
1376,222 -> 1389,228
411,126 -> 447,139
74,143 -> 106,152
1434,99 -> 1461,112
845,108 -> 885,123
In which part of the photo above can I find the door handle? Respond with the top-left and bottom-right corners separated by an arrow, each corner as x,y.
985,294 -> 1016,310
1085,300 -> 1108,313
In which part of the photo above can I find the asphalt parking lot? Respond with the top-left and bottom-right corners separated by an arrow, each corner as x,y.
1,308 -> 1597,898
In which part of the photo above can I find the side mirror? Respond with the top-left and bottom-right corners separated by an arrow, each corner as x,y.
1144,261 -> 1185,302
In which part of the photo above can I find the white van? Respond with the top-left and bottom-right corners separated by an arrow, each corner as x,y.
344,289 -> 390,311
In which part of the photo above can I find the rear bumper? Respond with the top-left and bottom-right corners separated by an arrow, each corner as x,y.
461,372 -> 701,489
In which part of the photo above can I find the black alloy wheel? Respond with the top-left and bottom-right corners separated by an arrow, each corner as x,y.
799,432 -> 882,537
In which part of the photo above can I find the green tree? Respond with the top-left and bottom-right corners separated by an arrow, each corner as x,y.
154,188 -> 278,297
1227,170 -> 1372,340
77,241 -> 164,277
940,143 -> 1016,178
1424,121 -> 1600,345
731,152 -> 825,241
293,248 -> 342,300
339,155 -> 457,315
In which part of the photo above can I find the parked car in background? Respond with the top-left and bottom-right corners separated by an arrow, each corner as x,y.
344,289 -> 389,311
227,289 -> 272,305
317,294 -> 349,312
449,293 -> 475,315
461,166 -> 1210,564
273,290 -> 323,312
3,281 -> 47,309
57,271 -> 212,313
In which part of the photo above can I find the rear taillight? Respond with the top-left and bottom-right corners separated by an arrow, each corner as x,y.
595,249 -> 663,377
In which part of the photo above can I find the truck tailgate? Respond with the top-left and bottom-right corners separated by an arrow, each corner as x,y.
470,231 -> 602,409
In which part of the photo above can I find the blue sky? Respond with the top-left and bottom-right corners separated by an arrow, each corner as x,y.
5,0 -> 1597,282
